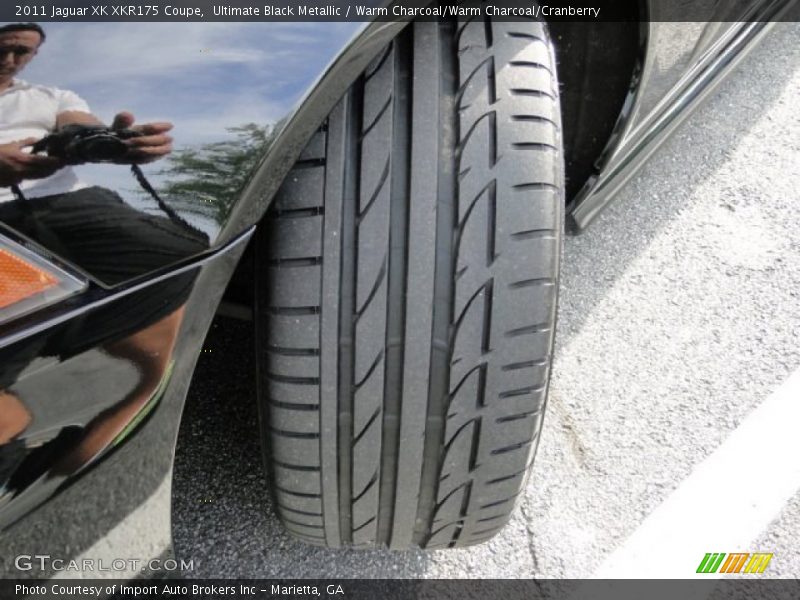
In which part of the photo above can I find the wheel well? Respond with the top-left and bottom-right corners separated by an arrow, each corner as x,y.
549,19 -> 642,202
221,16 -> 642,313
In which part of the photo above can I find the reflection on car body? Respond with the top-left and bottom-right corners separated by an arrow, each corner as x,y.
0,22 -> 203,530
0,2 -> 794,577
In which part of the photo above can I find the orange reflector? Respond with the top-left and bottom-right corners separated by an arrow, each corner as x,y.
0,234 -> 85,326
0,247 -> 59,310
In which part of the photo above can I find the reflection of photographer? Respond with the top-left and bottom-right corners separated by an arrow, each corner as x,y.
0,23 -> 173,198
1,24 -> 209,505
0,21 -> 207,271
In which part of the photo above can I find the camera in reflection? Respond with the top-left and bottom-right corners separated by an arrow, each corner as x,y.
31,124 -> 143,164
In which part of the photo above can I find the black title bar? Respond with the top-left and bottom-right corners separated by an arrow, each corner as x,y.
2,0 -> 800,22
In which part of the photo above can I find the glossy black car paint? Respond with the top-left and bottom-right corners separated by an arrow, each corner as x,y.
0,232 -> 250,577
0,3 -> 792,576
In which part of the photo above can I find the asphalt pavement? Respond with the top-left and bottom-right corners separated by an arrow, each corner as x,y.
172,22 -> 800,578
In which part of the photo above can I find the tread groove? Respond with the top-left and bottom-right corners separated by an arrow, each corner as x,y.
448,362 -> 487,399
353,516 -> 377,533
512,183 -> 559,192
444,417 -> 480,452
496,409 -> 542,423
456,179 -> 496,232
270,427 -> 321,440
471,526 -> 500,537
455,56 -> 495,109
510,228 -> 557,241
504,323 -> 551,338
292,158 -> 327,170
282,517 -> 325,529
510,114 -> 559,126
456,111 -> 496,158
360,96 -> 394,140
486,179 -> 497,264
267,256 -> 323,268
483,16 -> 493,49
365,43 -> 393,80
452,279 -> 493,334
510,88 -> 556,100
352,407 -> 381,447
508,278 -> 555,289
498,385 -> 545,399
480,491 -> 523,510
336,82 -> 363,545
265,372 -> 319,385
276,504 -> 323,517
414,19 -> 459,548
378,28 -> 412,547
267,345 -> 320,357
509,60 -> 553,74
477,513 -> 508,524
268,399 -> 320,411
273,460 -> 321,472
355,258 -> 388,317
486,462 -> 534,485
490,440 -> 533,456
512,142 -> 559,152
354,351 -> 385,389
433,481 -> 471,513
267,306 -> 320,316
357,157 -> 391,221
449,480 -> 473,546
273,207 -> 324,219
275,485 -> 322,499
506,31 -> 548,43
481,278 -> 494,355
501,359 -> 548,371
353,470 -> 379,503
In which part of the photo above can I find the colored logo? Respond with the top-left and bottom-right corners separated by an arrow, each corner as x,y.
696,553 -> 773,574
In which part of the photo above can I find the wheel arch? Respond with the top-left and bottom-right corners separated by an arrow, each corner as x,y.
221,14 -> 642,311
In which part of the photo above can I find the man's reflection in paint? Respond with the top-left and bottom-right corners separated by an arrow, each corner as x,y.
0,270 -> 197,510
0,23 -> 207,508
0,24 -> 174,200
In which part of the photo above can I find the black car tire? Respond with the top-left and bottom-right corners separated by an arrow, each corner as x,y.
255,18 -> 563,549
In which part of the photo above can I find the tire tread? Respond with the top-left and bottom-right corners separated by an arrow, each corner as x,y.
257,16 -> 561,549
